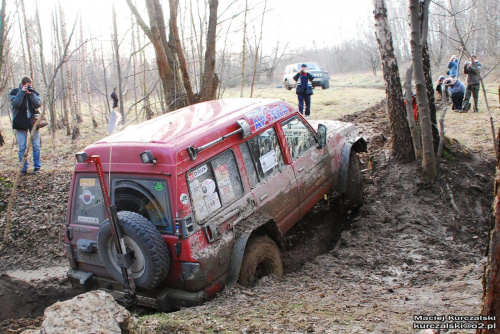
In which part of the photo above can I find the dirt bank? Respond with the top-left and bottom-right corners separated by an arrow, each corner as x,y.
139,100 -> 494,332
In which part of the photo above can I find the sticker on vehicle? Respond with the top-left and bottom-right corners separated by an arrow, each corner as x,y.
79,190 -> 95,205
154,182 -> 165,191
188,164 -> 208,181
259,150 -> 278,173
205,192 -> 221,213
80,178 -> 96,187
180,193 -> 189,205
194,201 -> 209,220
77,216 -> 99,224
201,179 -> 216,196
215,165 -> 235,202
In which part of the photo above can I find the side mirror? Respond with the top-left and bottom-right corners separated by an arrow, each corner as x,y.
317,124 -> 327,148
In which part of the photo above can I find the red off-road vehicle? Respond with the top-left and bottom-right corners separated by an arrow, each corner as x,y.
65,98 -> 366,310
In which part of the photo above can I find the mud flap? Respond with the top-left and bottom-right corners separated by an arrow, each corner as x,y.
338,137 -> 367,194
226,233 -> 251,287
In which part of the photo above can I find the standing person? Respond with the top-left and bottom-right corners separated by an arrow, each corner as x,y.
107,87 -> 122,134
447,55 -> 458,78
444,78 -> 466,112
9,76 -> 42,175
462,55 -> 482,113
293,64 -> 314,118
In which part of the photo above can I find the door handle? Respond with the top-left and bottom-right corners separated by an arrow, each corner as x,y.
259,194 -> 268,201
298,166 -> 305,172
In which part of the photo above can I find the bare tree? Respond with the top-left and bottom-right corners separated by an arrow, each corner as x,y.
373,0 -> 415,162
409,0 -> 436,182
239,0 -> 248,97
112,0 -> 125,123
250,0 -> 266,98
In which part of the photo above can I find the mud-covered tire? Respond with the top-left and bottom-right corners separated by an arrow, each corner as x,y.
238,235 -> 283,287
97,211 -> 170,290
322,81 -> 330,89
344,151 -> 363,209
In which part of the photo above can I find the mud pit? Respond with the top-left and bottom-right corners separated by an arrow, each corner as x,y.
0,100 -> 495,333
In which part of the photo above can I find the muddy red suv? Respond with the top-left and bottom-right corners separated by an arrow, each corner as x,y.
65,98 -> 366,310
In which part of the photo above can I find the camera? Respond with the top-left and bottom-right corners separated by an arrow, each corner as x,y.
27,85 -> 34,93
465,61 -> 471,66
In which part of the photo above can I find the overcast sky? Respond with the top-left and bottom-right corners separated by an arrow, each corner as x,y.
14,0 -> 374,58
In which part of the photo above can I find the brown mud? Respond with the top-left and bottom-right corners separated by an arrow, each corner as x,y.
0,99 -> 495,333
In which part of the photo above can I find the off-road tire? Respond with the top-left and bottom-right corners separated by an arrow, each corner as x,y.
284,81 -> 292,90
322,81 -> 330,89
344,151 -> 363,209
97,211 -> 170,290
239,235 -> 283,287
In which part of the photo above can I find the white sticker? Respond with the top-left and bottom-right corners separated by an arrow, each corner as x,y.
187,164 -> 208,181
205,192 -> 221,213
215,164 -> 235,202
78,216 -> 99,224
180,193 -> 189,205
194,201 -> 209,221
259,150 -> 278,173
201,179 -> 216,196
79,190 -> 95,205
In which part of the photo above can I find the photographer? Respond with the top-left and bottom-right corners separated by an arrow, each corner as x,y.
462,55 -> 481,112
293,64 -> 314,118
9,76 -> 42,175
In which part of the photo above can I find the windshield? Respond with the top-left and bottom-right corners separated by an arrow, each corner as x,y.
301,62 -> 320,70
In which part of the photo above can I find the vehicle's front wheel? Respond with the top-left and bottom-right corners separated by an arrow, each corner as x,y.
239,235 -> 283,287
97,211 -> 170,290
344,151 -> 363,209
322,81 -> 330,89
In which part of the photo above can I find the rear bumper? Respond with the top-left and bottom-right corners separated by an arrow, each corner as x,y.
67,269 -> 207,311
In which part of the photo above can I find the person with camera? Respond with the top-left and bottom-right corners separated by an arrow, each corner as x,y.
293,64 -> 314,118
443,78 -> 466,112
9,76 -> 43,175
447,55 -> 458,78
462,55 -> 481,113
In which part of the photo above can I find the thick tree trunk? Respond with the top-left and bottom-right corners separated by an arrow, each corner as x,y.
404,65 -> 422,160
478,143 -> 500,332
169,0 -> 195,104
422,43 -> 440,153
200,0 -> 219,101
373,0 -> 414,162
409,0 -> 435,182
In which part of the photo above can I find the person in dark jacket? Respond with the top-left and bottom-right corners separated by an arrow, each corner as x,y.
9,76 -> 42,174
293,64 -> 314,118
444,78 -> 466,111
462,55 -> 481,112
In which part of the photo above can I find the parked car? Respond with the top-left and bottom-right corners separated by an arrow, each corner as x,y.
283,62 -> 330,90
65,98 -> 365,311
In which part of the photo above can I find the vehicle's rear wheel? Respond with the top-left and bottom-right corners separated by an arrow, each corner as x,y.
239,235 -> 283,287
344,151 -> 363,209
322,81 -> 330,89
284,82 -> 292,90
97,211 -> 170,290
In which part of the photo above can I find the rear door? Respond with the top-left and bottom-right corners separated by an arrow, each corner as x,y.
280,116 -> 332,216
239,126 -> 300,233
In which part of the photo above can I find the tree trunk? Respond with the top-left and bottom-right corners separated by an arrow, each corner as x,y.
404,65 -> 422,160
478,145 -> 500,332
422,43 -> 440,153
250,0 -> 267,98
240,0 -> 248,98
20,0 -> 34,80
200,0 -> 219,101
112,1 -> 125,123
373,0 -> 415,162
168,0 -> 195,104
409,0 -> 436,182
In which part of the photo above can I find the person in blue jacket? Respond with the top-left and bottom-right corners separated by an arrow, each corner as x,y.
444,78 -> 466,111
9,76 -> 43,175
447,55 -> 458,78
293,64 -> 314,118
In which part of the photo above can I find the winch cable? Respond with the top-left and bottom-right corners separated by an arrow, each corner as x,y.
90,155 -> 137,306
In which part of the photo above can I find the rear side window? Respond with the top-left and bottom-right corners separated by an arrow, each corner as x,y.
240,127 -> 284,186
187,150 -> 244,223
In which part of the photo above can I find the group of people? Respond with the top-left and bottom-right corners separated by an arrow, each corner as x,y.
436,54 -> 482,113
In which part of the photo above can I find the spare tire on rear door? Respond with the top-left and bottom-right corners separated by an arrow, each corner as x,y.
97,211 -> 170,290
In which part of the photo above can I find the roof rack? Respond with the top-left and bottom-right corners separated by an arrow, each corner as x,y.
186,119 -> 251,161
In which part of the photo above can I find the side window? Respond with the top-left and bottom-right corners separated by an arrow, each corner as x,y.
187,150 -> 244,223
240,127 -> 284,185
282,116 -> 317,161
